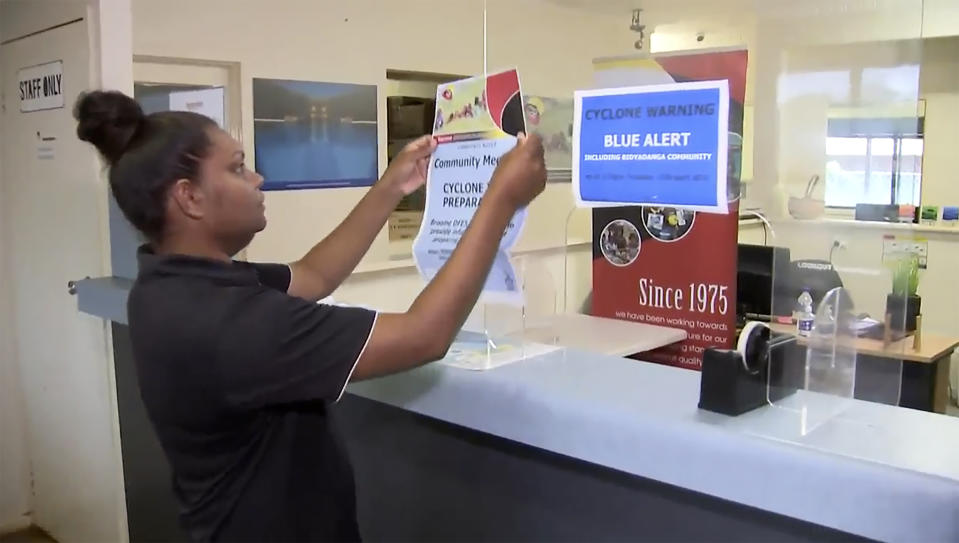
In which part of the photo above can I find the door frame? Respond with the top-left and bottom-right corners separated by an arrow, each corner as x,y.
132,55 -> 243,143
126,55 -> 248,260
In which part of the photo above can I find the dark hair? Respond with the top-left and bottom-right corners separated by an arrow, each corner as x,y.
74,90 -> 218,240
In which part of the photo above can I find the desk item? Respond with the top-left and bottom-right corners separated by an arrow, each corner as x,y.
442,330 -> 560,371
913,315 -> 923,352
898,204 -> 917,223
920,205 -> 939,225
942,206 -> 958,225
788,174 -> 825,220
887,255 -> 921,332
886,293 -> 921,332
796,290 -> 814,337
699,322 -> 798,415
736,244 -> 791,322
785,260 -> 844,313
883,313 -> 893,349
855,203 -> 899,222
850,316 -> 880,335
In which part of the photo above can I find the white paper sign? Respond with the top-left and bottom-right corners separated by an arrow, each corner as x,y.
169,87 -> 225,128
18,61 -> 64,113
411,70 -> 528,305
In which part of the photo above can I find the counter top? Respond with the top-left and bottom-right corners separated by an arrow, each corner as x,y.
513,313 -> 686,356
347,348 -> 959,543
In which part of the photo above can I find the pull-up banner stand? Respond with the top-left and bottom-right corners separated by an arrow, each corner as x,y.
582,49 -> 748,370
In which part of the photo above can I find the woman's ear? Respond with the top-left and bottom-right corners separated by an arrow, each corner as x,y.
169,178 -> 205,220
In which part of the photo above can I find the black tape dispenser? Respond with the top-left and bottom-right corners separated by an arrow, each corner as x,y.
698,321 -> 799,416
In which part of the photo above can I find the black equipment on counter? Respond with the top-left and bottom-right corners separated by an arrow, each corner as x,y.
698,322 -> 801,416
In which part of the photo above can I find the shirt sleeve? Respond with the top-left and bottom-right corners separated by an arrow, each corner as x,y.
215,287 -> 377,408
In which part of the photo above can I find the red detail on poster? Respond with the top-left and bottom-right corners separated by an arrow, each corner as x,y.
485,70 -> 521,132
656,51 -> 749,104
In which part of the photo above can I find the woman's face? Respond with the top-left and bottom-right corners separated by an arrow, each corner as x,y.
198,128 -> 266,247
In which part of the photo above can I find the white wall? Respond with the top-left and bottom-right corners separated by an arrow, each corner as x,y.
0,9 -> 33,534
129,0 -> 959,329
1,0 -> 130,539
917,37 -> 959,205
638,2 -> 959,358
131,0 -> 623,314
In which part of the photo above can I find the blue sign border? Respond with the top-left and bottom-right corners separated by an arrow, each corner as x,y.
573,80 -> 729,213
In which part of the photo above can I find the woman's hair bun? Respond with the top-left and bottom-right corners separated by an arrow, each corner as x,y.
74,90 -> 145,164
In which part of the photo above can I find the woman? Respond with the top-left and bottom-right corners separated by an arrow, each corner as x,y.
74,90 -> 545,542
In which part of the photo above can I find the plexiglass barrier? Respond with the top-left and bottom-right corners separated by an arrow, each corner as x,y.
480,0 -> 929,426
343,0 -> 936,393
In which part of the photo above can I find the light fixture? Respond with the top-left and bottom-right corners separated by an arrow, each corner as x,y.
630,8 -> 646,50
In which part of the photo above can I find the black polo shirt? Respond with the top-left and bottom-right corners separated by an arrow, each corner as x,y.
127,247 -> 376,542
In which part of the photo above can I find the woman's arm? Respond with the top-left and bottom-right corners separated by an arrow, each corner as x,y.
351,134 -> 546,380
287,136 -> 436,301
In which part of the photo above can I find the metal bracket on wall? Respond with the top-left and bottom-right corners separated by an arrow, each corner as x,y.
72,276 -> 134,324
67,277 -> 90,295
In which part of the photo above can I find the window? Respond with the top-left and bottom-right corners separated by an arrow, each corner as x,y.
824,116 -> 924,208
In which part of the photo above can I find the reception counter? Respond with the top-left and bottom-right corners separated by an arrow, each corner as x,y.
107,320 -> 958,542
343,347 -> 959,542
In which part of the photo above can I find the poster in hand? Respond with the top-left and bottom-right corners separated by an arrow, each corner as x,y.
412,69 -> 528,305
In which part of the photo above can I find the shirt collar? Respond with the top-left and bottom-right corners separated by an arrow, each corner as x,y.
136,245 -> 259,285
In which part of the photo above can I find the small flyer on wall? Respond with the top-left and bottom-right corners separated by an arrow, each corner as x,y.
588,49 -> 748,371
412,69 -> 528,305
573,80 -> 729,213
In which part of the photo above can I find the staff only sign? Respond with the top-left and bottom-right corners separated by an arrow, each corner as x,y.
18,60 -> 65,113
573,80 -> 729,213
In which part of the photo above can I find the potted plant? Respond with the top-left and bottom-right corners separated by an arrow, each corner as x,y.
886,255 -> 921,332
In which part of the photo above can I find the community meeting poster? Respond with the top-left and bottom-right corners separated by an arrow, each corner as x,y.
252,78 -> 378,190
412,69 -> 527,305
589,49 -> 748,371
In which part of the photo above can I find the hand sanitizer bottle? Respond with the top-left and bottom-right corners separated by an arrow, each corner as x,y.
796,290 -> 815,337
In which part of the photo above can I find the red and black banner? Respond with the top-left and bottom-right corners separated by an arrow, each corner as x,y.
591,49 -> 748,370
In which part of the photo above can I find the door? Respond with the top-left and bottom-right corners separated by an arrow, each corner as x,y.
1,19 -> 122,542
109,58 -> 241,278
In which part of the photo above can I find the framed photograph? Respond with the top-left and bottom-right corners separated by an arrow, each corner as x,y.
253,78 -> 378,190
524,95 -> 573,182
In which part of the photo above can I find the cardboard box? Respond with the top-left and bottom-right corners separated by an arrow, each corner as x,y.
388,211 -> 424,241
388,96 -> 434,139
